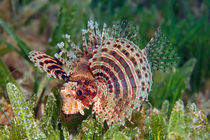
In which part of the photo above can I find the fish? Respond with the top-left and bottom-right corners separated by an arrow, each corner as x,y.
29,20 -> 178,126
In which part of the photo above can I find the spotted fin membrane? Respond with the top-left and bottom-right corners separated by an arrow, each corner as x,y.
29,20 -> 178,127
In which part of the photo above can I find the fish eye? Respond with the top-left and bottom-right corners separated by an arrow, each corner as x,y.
76,90 -> 83,96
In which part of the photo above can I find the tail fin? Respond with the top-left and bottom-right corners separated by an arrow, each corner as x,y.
145,28 -> 179,72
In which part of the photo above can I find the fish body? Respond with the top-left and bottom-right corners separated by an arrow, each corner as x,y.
29,20 -> 178,126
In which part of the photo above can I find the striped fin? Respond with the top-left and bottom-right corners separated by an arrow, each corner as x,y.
89,38 -> 152,125
29,50 -> 68,81
145,28 -> 179,72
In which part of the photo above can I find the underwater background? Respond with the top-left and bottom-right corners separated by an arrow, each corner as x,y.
0,0 -> 209,139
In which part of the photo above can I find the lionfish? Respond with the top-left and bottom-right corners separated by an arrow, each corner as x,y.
29,20 -> 178,126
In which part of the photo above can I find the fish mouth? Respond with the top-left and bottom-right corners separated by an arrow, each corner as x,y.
62,96 -> 86,115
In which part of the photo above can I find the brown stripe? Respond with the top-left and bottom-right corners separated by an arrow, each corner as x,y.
92,65 -> 121,98
54,70 -> 66,79
37,56 -> 43,59
95,73 -> 114,92
36,54 -> 51,59
42,55 -> 51,58
47,65 -> 63,70
129,77 -> 136,89
44,60 -> 59,65
121,80 -> 128,97
99,57 -> 129,97
99,57 -> 121,74
39,62 -> 44,66
109,50 -> 137,92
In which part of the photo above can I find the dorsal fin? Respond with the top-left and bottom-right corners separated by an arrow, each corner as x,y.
81,20 -> 139,53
